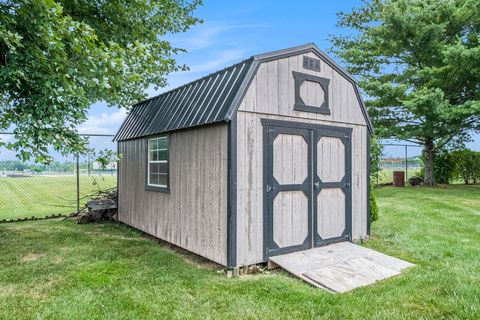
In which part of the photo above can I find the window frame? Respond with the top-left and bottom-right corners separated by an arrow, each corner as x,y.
145,134 -> 170,193
292,71 -> 331,115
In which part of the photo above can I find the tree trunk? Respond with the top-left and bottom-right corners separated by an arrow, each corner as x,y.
424,139 -> 435,186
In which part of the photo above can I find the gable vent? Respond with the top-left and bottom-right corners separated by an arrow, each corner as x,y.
303,56 -> 320,72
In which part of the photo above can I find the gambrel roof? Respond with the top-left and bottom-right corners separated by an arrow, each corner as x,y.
114,43 -> 373,141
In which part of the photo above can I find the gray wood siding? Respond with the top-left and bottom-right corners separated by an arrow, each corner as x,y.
239,51 -> 367,126
118,124 -> 228,266
236,51 -> 368,266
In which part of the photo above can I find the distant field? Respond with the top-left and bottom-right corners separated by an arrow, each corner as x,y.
0,174 -> 116,220
375,168 -> 466,185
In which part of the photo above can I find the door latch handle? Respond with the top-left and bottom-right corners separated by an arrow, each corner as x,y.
345,181 -> 351,188
314,181 -> 320,189
266,185 -> 276,192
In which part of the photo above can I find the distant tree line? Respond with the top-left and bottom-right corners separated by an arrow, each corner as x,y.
1,160 -> 75,172
381,157 -> 422,169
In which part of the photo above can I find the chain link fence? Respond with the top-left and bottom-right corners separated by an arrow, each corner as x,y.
0,135 -> 431,219
0,133 -> 117,222
375,143 -> 424,185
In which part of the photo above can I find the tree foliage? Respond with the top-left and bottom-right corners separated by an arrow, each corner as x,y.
331,0 -> 480,185
369,135 -> 384,183
0,0 -> 201,163
432,148 -> 455,184
451,149 -> 480,184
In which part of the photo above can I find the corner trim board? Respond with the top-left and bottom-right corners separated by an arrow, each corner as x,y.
367,131 -> 371,235
227,114 -> 237,267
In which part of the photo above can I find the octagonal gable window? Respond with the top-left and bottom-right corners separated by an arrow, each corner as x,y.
293,71 -> 330,115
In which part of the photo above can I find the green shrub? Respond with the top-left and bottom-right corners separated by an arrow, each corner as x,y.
370,188 -> 378,222
434,148 -> 455,184
409,176 -> 423,186
417,168 -> 425,180
451,149 -> 480,184
472,153 -> 480,184
418,147 -> 477,184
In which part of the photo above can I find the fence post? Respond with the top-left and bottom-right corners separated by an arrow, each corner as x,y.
76,154 -> 80,213
405,145 -> 408,180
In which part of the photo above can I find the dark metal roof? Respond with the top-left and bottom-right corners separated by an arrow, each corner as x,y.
115,58 -> 254,141
115,43 -> 373,141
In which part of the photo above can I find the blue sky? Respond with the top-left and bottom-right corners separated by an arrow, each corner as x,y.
79,0 -> 478,158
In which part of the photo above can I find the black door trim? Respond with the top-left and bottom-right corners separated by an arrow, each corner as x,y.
262,123 -> 313,259
312,127 -> 352,247
261,119 -> 353,135
261,118 -> 353,260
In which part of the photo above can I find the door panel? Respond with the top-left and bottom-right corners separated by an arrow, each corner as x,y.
317,188 -> 346,239
265,127 -> 312,257
273,191 -> 309,248
313,130 -> 351,246
317,137 -> 345,182
273,134 -> 308,185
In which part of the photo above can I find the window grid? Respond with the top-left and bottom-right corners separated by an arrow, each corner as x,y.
147,136 -> 169,188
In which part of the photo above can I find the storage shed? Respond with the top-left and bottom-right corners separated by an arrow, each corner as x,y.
114,43 -> 373,268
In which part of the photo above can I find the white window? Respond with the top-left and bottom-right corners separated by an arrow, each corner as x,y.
147,136 -> 169,188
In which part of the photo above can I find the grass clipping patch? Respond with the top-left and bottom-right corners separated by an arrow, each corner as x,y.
21,253 -> 47,262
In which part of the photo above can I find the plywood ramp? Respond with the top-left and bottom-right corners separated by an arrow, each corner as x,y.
269,242 -> 414,293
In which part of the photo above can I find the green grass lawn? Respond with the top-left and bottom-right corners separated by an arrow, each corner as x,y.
0,185 -> 479,319
0,175 -> 117,220
374,168 -> 422,184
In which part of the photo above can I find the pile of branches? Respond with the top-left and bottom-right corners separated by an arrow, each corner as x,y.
74,187 -> 118,224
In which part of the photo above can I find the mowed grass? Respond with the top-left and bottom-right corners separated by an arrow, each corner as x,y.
375,169 -> 466,185
0,175 -> 117,220
0,185 -> 479,319
375,168 -> 422,184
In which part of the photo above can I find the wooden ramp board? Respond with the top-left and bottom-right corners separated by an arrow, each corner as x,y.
269,242 -> 414,293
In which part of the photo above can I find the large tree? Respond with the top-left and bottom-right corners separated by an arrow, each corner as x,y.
0,0 -> 201,162
331,0 -> 480,185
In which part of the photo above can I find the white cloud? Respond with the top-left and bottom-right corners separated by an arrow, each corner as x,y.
173,24 -> 229,51
170,21 -> 267,52
78,108 -> 127,135
188,48 -> 246,73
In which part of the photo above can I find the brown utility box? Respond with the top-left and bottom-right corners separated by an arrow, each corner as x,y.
393,171 -> 405,187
